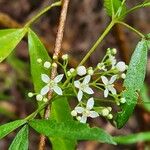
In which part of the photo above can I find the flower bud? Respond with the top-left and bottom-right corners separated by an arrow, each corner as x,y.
107,114 -> 113,119
44,61 -> 51,69
116,61 -> 126,72
67,71 -> 71,76
37,58 -> 42,63
101,108 -> 109,116
43,97 -> 48,102
77,66 -> 86,76
71,110 -> 77,116
121,73 -> 126,79
53,55 -> 58,60
111,48 -> 117,55
36,94 -> 43,101
120,97 -> 126,103
28,92 -> 33,98
76,116 -> 81,121
52,63 -> 57,67
70,68 -> 75,73
62,54 -> 68,60
87,67 -> 94,75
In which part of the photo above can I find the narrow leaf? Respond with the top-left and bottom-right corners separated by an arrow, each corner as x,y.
114,39 -> 148,128
50,97 -> 76,150
0,120 -> 26,139
9,125 -> 29,150
0,28 -> 27,62
114,132 -> 150,144
28,29 -> 51,93
29,119 -> 116,145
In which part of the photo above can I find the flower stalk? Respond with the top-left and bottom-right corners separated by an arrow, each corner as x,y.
38,0 -> 70,149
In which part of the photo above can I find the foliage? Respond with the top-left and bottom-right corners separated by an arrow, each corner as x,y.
0,0 -> 150,149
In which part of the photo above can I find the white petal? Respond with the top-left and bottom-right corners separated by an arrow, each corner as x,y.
86,97 -> 94,110
40,85 -> 49,95
74,80 -> 80,88
77,90 -> 83,101
83,75 -> 91,84
108,86 -> 116,95
54,74 -> 64,83
109,75 -> 117,84
53,86 -> 62,95
41,74 -> 50,83
75,107 -> 84,113
89,111 -> 99,118
104,89 -> 109,97
101,76 -> 108,85
80,115 -> 87,123
84,86 -> 94,94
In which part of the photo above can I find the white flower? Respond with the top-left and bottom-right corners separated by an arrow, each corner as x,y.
77,66 -> 87,76
75,98 -> 99,123
40,74 -> 63,96
74,75 -> 94,101
101,75 -> 117,97
116,61 -> 126,72
44,61 -> 51,69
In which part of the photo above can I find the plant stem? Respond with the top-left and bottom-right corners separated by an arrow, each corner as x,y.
79,21 -> 115,66
25,1 -> 61,27
117,21 -> 145,38
38,0 -> 70,150
24,102 -> 48,121
125,2 -> 150,15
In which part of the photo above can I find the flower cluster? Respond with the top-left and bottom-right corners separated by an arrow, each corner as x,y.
28,48 -> 128,123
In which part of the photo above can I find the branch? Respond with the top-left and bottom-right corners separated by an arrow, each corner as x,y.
38,0 -> 70,149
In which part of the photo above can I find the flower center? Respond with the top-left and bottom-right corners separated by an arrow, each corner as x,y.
49,80 -> 56,87
83,109 -> 90,116
80,83 -> 87,90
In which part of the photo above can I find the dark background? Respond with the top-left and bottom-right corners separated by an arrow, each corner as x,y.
0,0 -> 150,149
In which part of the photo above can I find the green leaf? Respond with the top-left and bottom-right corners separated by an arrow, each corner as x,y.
29,119 -> 116,145
28,29 -> 51,93
114,132 -> 150,144
140,84 -> 150,112
114,39 -> 148,128
104,0 -> 126,19
0,28 -> 27,62
9,125 -> 29,150
50,97 -> 76,150
28,29 -> 51,116
0,120 -> 26,139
